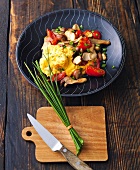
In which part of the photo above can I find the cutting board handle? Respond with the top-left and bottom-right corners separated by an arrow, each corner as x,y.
22,127 -> 35,141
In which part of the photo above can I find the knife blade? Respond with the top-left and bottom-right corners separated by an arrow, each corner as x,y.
27,113 -> 93,170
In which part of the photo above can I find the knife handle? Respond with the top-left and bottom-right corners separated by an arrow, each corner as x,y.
59,146 -> 93,170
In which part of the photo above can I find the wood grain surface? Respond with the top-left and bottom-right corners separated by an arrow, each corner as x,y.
0,1 -> 9,169
0,0 -> 139,170
22,106 -> 107,162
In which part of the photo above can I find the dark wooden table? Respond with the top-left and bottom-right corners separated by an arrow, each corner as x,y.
0,0 -> 140,170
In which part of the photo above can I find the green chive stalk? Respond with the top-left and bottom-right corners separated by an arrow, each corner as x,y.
25,61 -> 83,155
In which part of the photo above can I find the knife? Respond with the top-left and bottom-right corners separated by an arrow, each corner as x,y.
27,113 -> 93,170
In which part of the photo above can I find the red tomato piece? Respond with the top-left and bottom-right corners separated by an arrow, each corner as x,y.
92,30 -> 101,39
77,37 -> 92,50
47,29 -> 55,38
86,66 -> 105,77
57,72 -> 66,81
88,59 -> 100,68
75,30 -> 82,38
46,29 -> 58,45
51,72 -> 66,81
51,38 -> 58,45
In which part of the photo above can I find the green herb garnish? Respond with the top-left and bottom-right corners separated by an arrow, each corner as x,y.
25,61 -> 84,155
58,26 -> 62,29
84,43 -> 89,46
112,65 -> 115,69
87,48 -> 90,52
79,25 -> 83,30
69,41 -> 74,45
101,63 -> 107,68
72,30 -> 76,33
71,76 -> 75,80
95,44 -> 100,47
55,26 -> 62,32
102,48 -> 107,52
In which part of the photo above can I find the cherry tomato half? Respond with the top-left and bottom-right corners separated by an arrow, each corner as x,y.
51,72 -> 66,81
51,38 -> 58,45
77,37 -> 92,50
46,29 -> 58,45
86,66 -> 105,77
92,30 -> 101,39
75,30 -> 83,38
89,59 -> 100,68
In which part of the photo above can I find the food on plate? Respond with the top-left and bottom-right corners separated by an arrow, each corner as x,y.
40,24 -> 111,86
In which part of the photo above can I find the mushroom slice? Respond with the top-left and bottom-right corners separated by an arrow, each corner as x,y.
90,38 -> 111,45
90,52 -> 97,60
60,76 -> 87,87
102,53 -> 107,60
73,56 -> 81,65
72,24 -> 80,30
95,45 -> 100,51
97,52 -> 102,61
82,53 -> 91,61
88,44 -> 95,53
65,29 -> 76,41
73,36 -> 83,43
82,52 -> 97,61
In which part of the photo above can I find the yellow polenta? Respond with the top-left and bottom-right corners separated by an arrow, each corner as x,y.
40,44 -> 79,76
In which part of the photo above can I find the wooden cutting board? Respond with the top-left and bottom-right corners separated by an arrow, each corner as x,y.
22,106 -> 108,162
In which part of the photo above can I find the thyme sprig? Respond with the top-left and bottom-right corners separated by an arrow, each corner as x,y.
25,61 -> 83,155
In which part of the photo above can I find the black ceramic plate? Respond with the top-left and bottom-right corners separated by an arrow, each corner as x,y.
16,9 -> 125,96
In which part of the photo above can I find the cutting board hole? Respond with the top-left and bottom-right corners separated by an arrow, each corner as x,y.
26,131 -> 32,136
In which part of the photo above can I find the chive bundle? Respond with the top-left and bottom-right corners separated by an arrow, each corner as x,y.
25,61 -> 83,155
